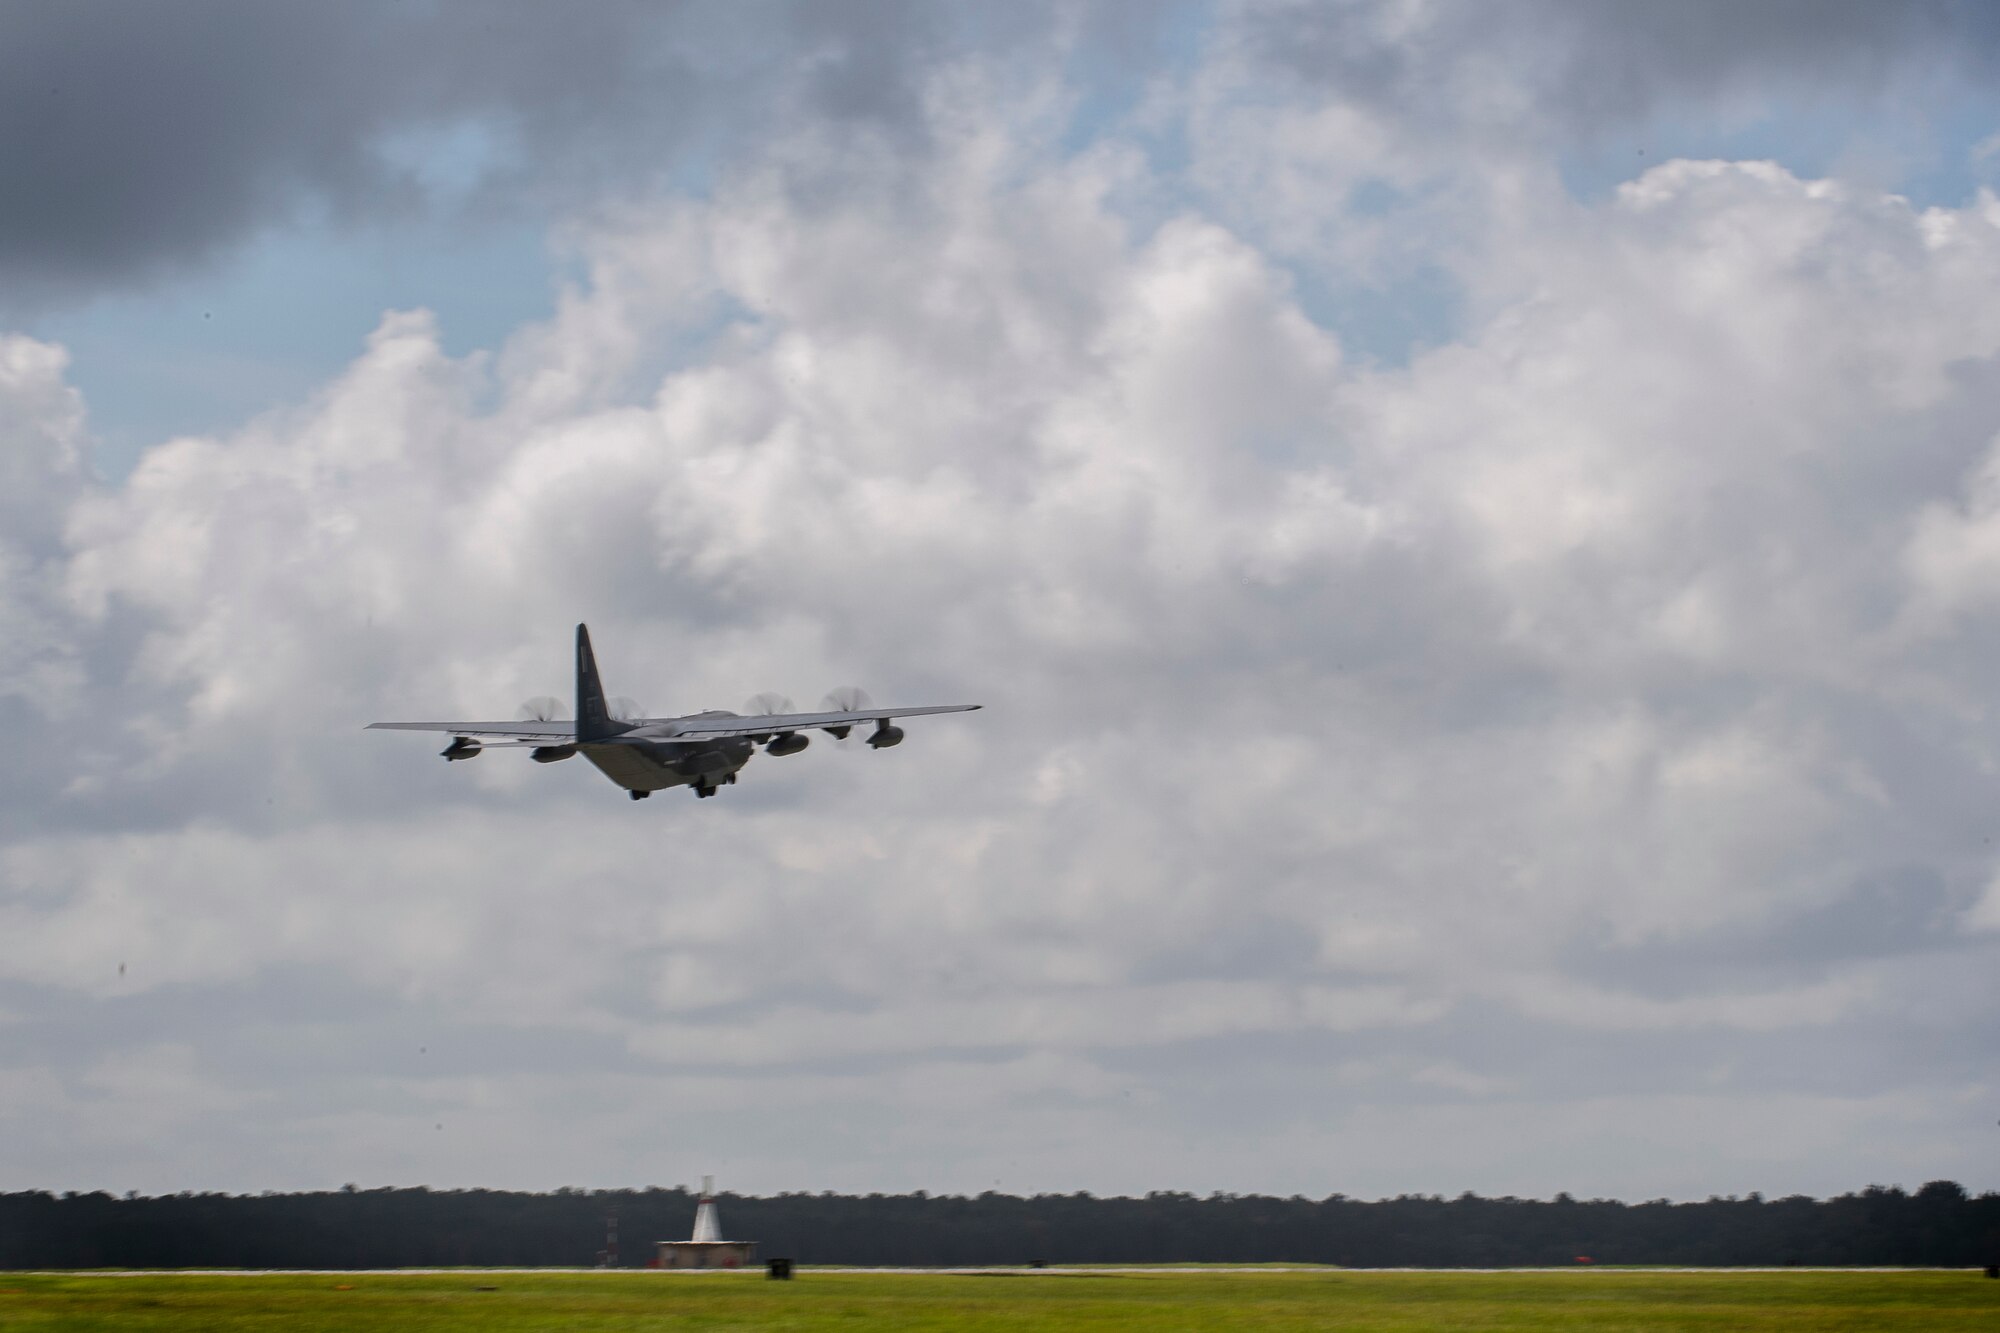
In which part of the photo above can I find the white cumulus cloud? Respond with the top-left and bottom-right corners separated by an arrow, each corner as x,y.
3,17 -> 1999,1200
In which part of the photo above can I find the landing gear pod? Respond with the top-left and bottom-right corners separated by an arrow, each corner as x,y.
441,736 -> 482,761
867,721 -> 904,749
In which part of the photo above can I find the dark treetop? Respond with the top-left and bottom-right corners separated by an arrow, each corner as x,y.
4,1181 -> 1997,1268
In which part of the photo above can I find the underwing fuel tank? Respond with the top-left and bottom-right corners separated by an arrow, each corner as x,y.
441,737 -> 482,761
765,732 -> 810,757
867,722 -> 904,749
531,745 -> 578,763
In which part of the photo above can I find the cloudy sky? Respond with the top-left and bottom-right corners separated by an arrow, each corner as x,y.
4,0 -> 2000,1204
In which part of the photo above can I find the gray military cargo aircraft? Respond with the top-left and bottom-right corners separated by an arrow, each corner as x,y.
367,624 -> 980,800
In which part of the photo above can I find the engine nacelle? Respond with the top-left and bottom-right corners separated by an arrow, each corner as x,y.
766,732 -> 810,757
531,744 -> 577,763
867,722 -> 904,749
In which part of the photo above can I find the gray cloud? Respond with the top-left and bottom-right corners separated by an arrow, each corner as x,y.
0,1 -> 1228,314
9,0 -> 1991,311
1240,0 -> 2000,139
0,1 -> 971,308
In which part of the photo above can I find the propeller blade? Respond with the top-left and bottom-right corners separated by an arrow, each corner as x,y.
820,686 -> 872,713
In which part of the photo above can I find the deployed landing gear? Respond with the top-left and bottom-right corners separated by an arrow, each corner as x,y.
629,789 -> 650,801
693,781 -> 718,799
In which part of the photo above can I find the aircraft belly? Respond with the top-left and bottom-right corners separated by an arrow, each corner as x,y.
581,739 -> 753,792
583,743 -> 683,792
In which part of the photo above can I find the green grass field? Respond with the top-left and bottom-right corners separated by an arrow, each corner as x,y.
1,1268 -> 1994,1331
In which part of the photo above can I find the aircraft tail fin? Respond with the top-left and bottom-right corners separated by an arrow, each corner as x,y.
575,623 -> 617,741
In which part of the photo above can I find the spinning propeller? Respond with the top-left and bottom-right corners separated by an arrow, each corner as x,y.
819,687 -> 871,740
517,696 -> 577,763
745,692 -> 807,754
517,696 -> 565,722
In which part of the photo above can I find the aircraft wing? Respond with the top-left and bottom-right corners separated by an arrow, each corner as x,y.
647,703 -> 980,741
365,721 -> 577,740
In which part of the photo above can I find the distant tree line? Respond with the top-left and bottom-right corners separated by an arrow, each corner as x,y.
3,1181 -> 1995,1269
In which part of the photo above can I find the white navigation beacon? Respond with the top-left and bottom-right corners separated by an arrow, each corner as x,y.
691,1175 -> 724,1243
656,1175 -> 756,1269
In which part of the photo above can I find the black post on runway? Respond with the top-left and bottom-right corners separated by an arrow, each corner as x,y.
767,1257 -> 793,1279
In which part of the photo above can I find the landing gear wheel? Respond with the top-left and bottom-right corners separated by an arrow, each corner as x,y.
693,782 -> 717,799
629,789 -> 650,801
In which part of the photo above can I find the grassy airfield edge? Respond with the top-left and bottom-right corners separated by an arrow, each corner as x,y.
2,1267 -> 1997,1332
